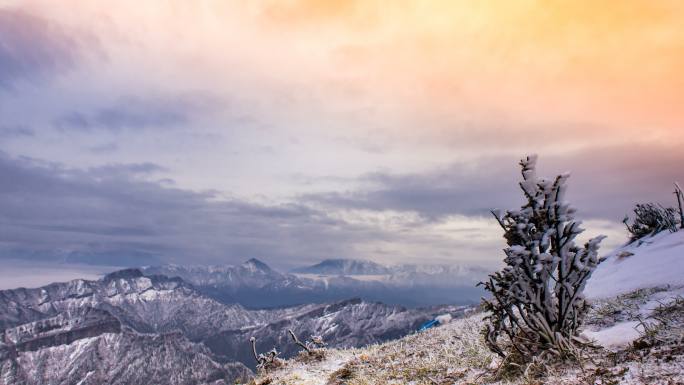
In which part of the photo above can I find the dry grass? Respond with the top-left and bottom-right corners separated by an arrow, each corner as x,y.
248,287 -> 684,385
635,295 -> 684,347
586,286 -> 670,328
341,313 -> 495,385
294,349 -> 328,363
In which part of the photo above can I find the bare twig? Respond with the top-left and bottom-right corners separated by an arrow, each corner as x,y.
675,182 -> 684,229
288,329 -> 311,353
250,337 -> 260,364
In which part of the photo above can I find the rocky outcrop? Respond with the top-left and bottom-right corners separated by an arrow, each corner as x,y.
1,307 -> 121,355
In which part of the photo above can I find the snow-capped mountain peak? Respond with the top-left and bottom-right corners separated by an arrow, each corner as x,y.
240,258 -> 273,273
102,268 -> 145,281
292,258 -> 391,275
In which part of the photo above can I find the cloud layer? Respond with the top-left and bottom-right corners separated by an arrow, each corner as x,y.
0,1 -> 682,271
0,148 -> 658,268
307,144 -> 684,221
0,8 -> 81,90
0,152 -> 349,266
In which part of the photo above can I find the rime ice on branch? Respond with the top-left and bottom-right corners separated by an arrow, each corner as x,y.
250,336 -> 281,371
623,203 -> 679,243
288,329 -> 327,354
481,155 -> 605,360
674,182 -> 684,229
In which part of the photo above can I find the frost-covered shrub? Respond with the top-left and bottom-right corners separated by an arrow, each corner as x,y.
481,155 -> 605,360
288,329 -> 327,361
623,203 -> 679,243
249,336 -> 282,371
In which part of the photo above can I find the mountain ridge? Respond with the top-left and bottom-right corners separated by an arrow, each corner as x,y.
291,258 -> 392,275
141,258 -> 486,308
0,269 -> 465,383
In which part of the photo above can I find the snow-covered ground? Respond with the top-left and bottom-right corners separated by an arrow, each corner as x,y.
583,320 -> 643,348
586,230 -> 684,298
250,231 -> 684,385
581,230 -> 684,353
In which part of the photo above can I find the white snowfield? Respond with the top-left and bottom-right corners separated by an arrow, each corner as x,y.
252,231 -> 684,385
586,230 -> 684,299
582,320 -> 642,349
581,231 -> 684,352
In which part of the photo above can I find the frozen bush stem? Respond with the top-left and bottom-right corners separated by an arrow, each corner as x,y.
288,329 -> 311,353
674,182 -> 684,229
287,329 -> 326,355
481,155 -> 605,361
250,336 -> 280,371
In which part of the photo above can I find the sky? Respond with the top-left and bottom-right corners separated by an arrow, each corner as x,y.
1,0 -> 683,276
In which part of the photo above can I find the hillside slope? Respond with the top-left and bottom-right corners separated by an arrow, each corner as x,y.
251,231 -> 684,385
586,230 -> 684,298
0,269 -> 461,383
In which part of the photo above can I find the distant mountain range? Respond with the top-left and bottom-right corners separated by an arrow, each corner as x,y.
292,258 -> 392,275
0,267 -> 469,384
142,258 -> 487,308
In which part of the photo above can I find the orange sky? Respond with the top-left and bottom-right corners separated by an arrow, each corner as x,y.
264,0 -> 684,141
16,0 -> 683,144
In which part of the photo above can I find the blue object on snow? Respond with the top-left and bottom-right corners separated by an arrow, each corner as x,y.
418,319 -> 439,332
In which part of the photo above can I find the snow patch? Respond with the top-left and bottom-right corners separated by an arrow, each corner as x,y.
435,313 -> 452,324
586,231 -> 684,299
583,321 -> 643,349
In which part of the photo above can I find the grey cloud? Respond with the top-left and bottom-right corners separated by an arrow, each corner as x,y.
0,8 -> 80,90
303,156 -> 519,219
0,125 -> 35,138
18,223 -> 158,237
0,153 -> 364,268
52,95 -> 218,132
3,143 -> 674,270
88,162 -> 168,177
543,144 -> 684,221
88,142 -> 119,154
304,143 -> 684,223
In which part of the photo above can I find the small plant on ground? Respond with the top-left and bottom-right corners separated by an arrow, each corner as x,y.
481,155 -> 605,364
623,203 -> 679,243
326,365 -> 354,385
250,336 -> 282,371
635,296 -> 684,348
674,182 -> 684,229
288,329 -> 327,361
